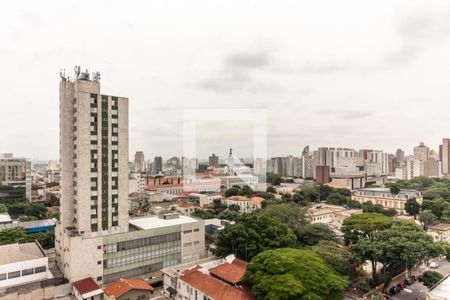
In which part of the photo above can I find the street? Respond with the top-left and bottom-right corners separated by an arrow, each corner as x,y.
388,258 -> 450,300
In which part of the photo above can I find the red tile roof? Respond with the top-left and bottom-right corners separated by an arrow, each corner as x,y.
429,223 -> 450,231
209,258 -> 248,284
104,278 -> 154,298
73,277 -> 101,296
180,268 -> 253,300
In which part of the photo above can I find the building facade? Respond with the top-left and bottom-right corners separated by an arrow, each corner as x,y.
0,153 -> 31,201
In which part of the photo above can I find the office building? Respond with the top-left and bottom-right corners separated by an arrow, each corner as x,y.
208,154 -> 219,168
440,138 -> 450,175
395,149 -> 405,162
152,157 -> 163,175
134,151 -> 146,173
315,165 -> 330,185
413,142 -> 429,161
0,153 -> 31,201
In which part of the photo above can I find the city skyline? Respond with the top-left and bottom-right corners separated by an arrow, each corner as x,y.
2,1 -> 450,160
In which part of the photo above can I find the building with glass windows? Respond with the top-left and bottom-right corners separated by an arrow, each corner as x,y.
55,70 -> 205,286
0,153 -> 31,201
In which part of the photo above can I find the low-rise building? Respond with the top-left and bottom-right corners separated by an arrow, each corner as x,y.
307,204 -> 362,236
223,196 -> 253,213
0,213 -> 12,225
0,242 -> 53,293
427,223 -> 450,243
104,278 -> 154,300
161,255 -> 253,300
352,188 -> 423,214
72,277 -> 103,300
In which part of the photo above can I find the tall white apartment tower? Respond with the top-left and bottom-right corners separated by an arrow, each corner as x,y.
56,69 -> 129,283
59,70 -> 129,234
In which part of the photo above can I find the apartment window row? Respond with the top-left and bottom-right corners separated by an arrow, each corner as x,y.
0,266 -> 46,281
104,246 -> 180,268
104,232 -> 181,253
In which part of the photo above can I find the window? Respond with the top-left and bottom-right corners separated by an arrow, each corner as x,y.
0,273 -> 6,281
34,266 -> 46,274
97,276 -> 102,281
183,230 -> 192,234
22,268 -> 34,276
8,271 -> 20,279
97,261 -> 102,265
193,228 -> 199,232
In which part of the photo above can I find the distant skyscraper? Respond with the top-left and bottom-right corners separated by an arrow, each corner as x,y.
0,153 -> 31,201
208,154 -> 219,168
441,138 -> 450,175
413,142 -> 429,161
152,156 -> 163,174
396,149 -> 405,162
134,151 -> 146,173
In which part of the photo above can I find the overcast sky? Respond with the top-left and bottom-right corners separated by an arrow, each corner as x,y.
1,0 -> 450,161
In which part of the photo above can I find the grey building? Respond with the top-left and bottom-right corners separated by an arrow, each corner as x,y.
0,153 -> 31,201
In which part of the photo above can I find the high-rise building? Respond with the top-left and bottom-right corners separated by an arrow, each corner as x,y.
152,156 -> 163,174
134,151 -> 146,173
55,70 -> 205,285
396,149 -> 405,162
58,70 -> 129,234
440,138 -> 450,175
208,154 -> 219,168
414,142 -> 429,161
0,153 -> 31,201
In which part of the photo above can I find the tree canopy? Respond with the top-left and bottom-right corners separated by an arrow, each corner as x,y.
352,221 -> 440,288
405,198 -> 420,218
312,240 -> 355,277
259,203 -> 308,240
298,223 -> 337,246
243,248 -> 348,300
213,213 -> 296,261
342,213 -> 393,244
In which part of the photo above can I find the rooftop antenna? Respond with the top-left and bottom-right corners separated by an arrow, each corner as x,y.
59,69 -> 66,81
74,65 -> 81,79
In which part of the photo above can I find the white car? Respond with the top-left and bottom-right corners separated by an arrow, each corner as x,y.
429,262 -> 439,268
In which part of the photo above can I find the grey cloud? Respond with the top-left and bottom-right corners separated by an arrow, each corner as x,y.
385,9 -> 450,65
225,51 -> 272,69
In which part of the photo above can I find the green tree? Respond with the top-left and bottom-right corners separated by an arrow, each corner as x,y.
24,203 -> 47,219
266,186 -> 276,193
243,248 -> 348,300
260,203 -> 308,240
342,213 -> 393,245
7,202 -> 28,217
390,184 -> 401,196
0,227 -> 29,245
191,210 -> 215,219
214,214 -> 296,261
0,203 -> 7,213
18,216 -> 38,222
312,240 -> 355,277
239,185 -> 253,197
318,185 -> 335,200
422,198 -> 449,219
421,271 -> 443,287
352,221 -> 439,288
266,173 -> 282,186
228,204 -> 241,212
224,187 -> 241,197
419,210 -> 437,231
298,223 -> 337,246
326,193 -> 348,206
46,182 -> 59,188
29,232 -> 55,249
217,209 -> 239,221
405,198 -> 421,219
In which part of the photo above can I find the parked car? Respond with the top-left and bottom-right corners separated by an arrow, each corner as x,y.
429,261 -> 439,268
411,275 -> 418,281
388,287 -> 397,295
404,277 -> 415,285
398,282 -> 407,289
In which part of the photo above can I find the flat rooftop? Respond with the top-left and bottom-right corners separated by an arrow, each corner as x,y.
0,242 -> 45,265
129,215 -> 198,230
